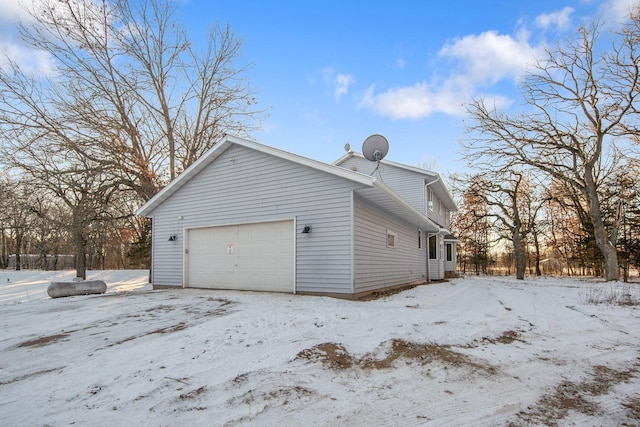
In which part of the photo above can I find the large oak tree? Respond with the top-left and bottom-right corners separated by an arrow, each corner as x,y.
464,13 -> 640,281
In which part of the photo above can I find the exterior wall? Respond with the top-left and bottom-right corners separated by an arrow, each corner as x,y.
338,156 -> 426,214
148,144 -> 358,294
427,233 -> 446,280
353,194 -> 426,293
337,155 -> 452,230
425,186 -> 451,229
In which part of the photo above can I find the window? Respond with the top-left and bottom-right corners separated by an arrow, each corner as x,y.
428,188 -> 434,211
418,229 -> 423,249
386,230 -> 397,248
446,243 -> 453,262
428,235 -> 437,259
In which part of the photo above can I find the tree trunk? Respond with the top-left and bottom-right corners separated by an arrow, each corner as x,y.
0,228 -> 6,269
513,228 -> 527,280
74,231 -> 87,280
14,229 -> 22,271
533,227 -> 542,276
585,175 -> 619,281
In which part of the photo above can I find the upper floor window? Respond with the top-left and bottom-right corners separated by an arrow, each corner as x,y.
428,188 -> 434,211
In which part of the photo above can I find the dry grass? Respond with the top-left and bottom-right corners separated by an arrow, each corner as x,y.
582,283 -> 640,306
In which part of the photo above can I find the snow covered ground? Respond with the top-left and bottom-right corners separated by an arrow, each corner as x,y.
0,271 -> 638,426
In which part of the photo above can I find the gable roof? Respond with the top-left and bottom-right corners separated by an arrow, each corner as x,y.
333,152 -> 457,211
135,135 -> 443,232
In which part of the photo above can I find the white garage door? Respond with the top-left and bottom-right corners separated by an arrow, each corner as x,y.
186,220 -> 294,292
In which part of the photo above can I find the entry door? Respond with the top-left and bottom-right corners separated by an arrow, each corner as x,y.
187,220 -> 294,292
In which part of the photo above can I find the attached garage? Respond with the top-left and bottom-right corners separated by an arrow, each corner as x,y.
136,135 -> 457,297
185,220 -> 295,292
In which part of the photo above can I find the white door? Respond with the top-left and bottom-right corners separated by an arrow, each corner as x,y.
187,220 -> 294,292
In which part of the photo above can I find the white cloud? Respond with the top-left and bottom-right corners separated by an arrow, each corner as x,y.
599,0 -> 639,23
321,66 -> 354,102
438,30 -> 540,85
0,0 -> 55,74
334,73 -> 353,102
359,30 -> 541,120
0,40 -> 55,75
0,0 -> 32,22
358,82 -> 465,119
534,7 -> 575,30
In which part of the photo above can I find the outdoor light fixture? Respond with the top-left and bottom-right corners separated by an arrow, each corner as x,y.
168,234 -> 177,241
302,225 -> 312,234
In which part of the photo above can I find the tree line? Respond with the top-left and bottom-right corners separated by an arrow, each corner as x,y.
0,0 -> 263,278
452,9 -> 640,281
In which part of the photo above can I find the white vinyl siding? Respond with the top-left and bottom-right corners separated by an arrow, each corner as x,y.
353,194 -> 426,293
337,156 -> 426,213
149,144 -> 356,294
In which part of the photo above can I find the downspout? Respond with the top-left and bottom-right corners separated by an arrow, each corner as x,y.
425,175 -> 440,187
426,233 -> 432,283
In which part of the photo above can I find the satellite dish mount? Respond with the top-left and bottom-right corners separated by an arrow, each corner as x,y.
362,134 -> 389,162
362,134 -> 389,177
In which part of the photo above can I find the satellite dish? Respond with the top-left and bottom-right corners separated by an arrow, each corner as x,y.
362,134 -> 389,162
344,143 -> 352,153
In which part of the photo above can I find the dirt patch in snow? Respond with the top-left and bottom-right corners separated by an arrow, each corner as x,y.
513,359 -> 640,426
16,332 -> 72,348
483,329 -> 525,345
295,339 -> 495,373
622,395 -> 640,420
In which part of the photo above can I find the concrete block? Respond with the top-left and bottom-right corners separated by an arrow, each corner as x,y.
47,280 -> 107,298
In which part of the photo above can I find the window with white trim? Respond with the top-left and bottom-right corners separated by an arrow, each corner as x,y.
418,229 -> 423,249
386,230 -> 397,248
428,188 -> 434,211
428,235 -> 437,259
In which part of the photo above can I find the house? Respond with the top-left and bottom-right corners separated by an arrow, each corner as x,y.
136,134 -> 458,299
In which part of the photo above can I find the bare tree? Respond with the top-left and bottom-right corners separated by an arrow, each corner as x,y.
450,174 -> 494,275
464,14 -> 640,281
9,132 -> 131,279
454,170 -> 543,280
0,0 -> 263,277
602,166 -> 640,281
0,179 -> 38,271
0,0 -> 263,201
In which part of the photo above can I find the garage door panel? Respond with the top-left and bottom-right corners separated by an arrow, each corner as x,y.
187,220 -> 294,292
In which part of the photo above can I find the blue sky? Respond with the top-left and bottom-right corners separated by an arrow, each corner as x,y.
1,0 -> 638,175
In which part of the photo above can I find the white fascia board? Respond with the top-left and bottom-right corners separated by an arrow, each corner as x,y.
334,152 -> 438,177
425,176 -> 458,213
370,179 -> 441,233
335,152 -> 457,212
